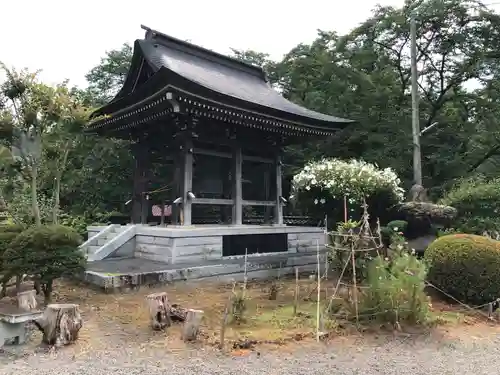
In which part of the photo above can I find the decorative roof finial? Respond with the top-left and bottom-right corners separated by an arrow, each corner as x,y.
141,24 -> 155,40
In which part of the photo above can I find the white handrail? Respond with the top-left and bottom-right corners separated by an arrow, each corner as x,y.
79,224 -> 116,250
88,225 -> 137,262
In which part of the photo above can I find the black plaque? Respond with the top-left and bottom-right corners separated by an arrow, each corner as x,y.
222,233 -> 287,256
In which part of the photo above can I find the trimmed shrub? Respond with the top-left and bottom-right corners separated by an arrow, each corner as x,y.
392,202 -> 457,238
0,224 -> 25,253
425,234 -> 500,305
441,178 -> 500,234
387,220 -> 408,233
3,225 -> 85,303
0,224 -> 25,295
380,221 -> 407,248
0,224 -> 25,265
292,158 -> 404,224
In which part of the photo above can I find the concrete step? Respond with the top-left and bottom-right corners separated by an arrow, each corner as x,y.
97,233 -> 119,246
86,245 -> 101,255
87,225 -> 137,262
113,225 -> 131,233
86,225 -> 129,240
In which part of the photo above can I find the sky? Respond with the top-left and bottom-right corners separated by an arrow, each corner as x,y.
2,0 -> 499,89
0,0 -> 407,88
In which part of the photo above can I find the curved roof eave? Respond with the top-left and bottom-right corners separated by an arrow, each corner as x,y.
89,31 -> 356,131
136,39 -> 354,127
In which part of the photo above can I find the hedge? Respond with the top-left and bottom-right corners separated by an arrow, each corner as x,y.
425,234 -> 500,305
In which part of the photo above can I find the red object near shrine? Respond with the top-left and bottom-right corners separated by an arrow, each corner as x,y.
152,205 -> 172,217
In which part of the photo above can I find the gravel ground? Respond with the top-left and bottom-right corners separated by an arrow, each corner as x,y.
1,331 -> 500,375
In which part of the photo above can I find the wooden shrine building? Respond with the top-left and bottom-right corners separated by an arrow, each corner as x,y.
87,25 -> 353,229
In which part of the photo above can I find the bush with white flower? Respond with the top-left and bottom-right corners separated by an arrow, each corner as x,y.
291,158 -> 405,224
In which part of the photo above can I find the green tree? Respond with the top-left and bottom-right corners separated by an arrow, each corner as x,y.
3,225 -> 85,303
268,0 -> 500,195
0,64 -> 90,225
59,0 -> 500,221
62,44 -> 137,218
230,48 -> 280,83
85,43 -> 132,105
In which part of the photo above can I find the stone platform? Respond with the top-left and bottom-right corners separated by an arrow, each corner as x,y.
83,224 -> 327,291
84,250 -> 326,292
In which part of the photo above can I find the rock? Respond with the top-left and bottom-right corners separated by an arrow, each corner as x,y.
392,202 -> 457,238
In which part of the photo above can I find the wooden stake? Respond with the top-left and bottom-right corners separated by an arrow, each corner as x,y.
316,240 -> 321,342
219,292 -> 232,350
35,304 -> 82,346
344,196 -> 348,222
182,309 -> 204,341
269,283 -> 278,300
324,252 -> 329,281
350,242 -> 359,324
243,248 -> 248,288
242,248 -> 248,300
219,281 -> 237,350
17,290 -> 37,311
293,267 -> 299,316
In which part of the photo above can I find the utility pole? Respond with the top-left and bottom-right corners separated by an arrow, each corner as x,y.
410,15 -> 422,186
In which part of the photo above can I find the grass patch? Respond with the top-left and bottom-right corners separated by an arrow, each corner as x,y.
430,310 -> 467,325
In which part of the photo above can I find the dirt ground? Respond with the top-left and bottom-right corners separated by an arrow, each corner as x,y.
2,276 -> 499,360
54,276 -> 330,355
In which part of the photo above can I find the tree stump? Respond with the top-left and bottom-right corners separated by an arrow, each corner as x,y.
35,304 -> 82,346
17,290 -> 37,311
182,309 -> 204,342
268,283 -> 278,300
146,292 -> 171,331
169,303 -> 187,322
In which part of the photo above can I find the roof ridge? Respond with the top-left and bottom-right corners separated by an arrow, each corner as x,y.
140,25 -> 268,82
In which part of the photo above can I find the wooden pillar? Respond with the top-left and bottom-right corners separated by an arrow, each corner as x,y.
131,166 -> 141,224
274,154 -> 284,225
232,145 -> 243,225
131,141 -> 148,224
171,151 -> 182,225
181,137 -> 194,226
221,157 -> 232,224
140,190 -> 149,224
263,169 -> 271,223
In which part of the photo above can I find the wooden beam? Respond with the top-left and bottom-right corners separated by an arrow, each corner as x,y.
274,154 -> 284,225
245,155 -> 273,164
193,147 -> 273,164
191,198 -> 233,205
189,199 -> 275,207
242,200 -> 275,207
232,146 -> 243,225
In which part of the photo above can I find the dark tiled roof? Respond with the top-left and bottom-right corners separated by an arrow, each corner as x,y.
91,26 -> 354,129
138,38 -> 353,125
